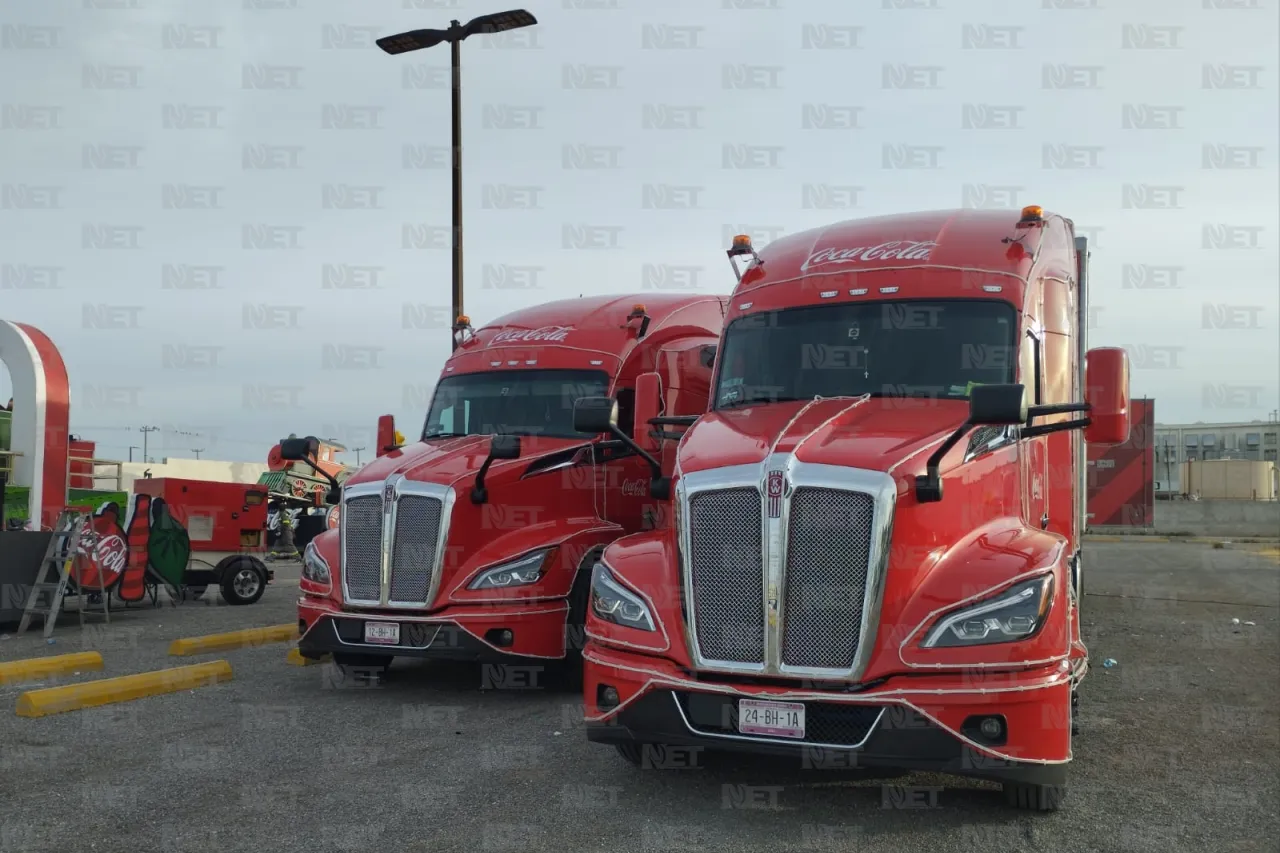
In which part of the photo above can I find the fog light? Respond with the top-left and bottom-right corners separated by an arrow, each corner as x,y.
486,628 -> 514,647
979,717 -> 1003,739
961,714 -> 1008,745
597,684 -> 620,709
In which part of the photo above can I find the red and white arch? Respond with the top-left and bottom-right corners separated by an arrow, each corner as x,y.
0,319 -> 70,529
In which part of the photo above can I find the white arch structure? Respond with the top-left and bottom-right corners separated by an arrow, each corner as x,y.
0,318 -> 71,529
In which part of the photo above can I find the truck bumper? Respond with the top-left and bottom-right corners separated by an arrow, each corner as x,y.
297,595 -> 571,662
583,644 -> 1072,788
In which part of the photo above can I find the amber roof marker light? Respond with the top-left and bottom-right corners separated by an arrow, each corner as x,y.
726,234 -> 764,283
376,10 -> 538,352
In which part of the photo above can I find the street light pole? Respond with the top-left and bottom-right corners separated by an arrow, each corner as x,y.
377,9 -> 537,353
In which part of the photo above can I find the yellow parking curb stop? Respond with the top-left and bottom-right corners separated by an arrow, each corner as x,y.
0,652 -> 104,686
15,660 -> 233,718
287,648 -> 329,666
168,624 -> 297,656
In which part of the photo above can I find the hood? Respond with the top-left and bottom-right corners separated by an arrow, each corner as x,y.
677,397 -> 970,477
345,434 -> 588,489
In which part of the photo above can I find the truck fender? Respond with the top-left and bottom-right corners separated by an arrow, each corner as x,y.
447,518 -> 623,601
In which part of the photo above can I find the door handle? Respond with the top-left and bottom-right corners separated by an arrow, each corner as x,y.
1040,513 -> 1049,529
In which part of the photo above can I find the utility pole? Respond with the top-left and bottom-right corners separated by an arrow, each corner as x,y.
191,448 -> 204,460
128,446 -> 139,462
139,426 -> 159,464
352,446 -> 366,465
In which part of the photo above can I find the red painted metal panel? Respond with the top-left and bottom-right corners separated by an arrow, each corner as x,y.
69,439 -> 95,489
1087,398 -> 1154,527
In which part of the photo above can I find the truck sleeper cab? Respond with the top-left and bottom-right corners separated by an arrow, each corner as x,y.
297,294 -> 726,681
576,208 -> 1130,811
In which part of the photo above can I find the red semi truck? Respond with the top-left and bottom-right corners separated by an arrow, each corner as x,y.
575,207 -> 1131,811
295,294 -> 726,680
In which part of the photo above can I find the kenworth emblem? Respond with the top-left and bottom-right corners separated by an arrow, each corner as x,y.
766,470 -> 784,518
383,481 -> 396,504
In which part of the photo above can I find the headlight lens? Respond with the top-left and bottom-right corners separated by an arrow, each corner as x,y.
468,550 -> 550,590
590,562 -> 655,632
301,543 -> 330,586
921,575 -> 1054,648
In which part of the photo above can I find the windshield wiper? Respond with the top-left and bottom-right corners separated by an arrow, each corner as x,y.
717,395 -> 808,409
424,432 -> 470,439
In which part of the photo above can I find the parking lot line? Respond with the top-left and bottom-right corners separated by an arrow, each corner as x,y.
167,624 -> 298,657
14,660 -> 233,718
0,651 -> 105,686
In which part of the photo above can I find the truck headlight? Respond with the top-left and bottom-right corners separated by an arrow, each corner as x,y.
921,575 -> 1054,648
301,543 -> 330,586
468,550 -> 550,590
590,563 -> 655,632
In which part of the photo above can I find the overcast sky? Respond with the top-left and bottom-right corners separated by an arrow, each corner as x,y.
2,0 -> 1277,464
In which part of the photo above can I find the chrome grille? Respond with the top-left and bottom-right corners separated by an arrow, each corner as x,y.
389,495 -> 444,604
781,488 -> 874,670
687,488 -> 764,664
342,495 -> 383,602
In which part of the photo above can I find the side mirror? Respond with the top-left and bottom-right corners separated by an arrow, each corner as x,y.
377,414 -> 400,457
968,384 -> 1028,426
1084,347 -> 1131,445
326,487 -> 341,505
279,436 -> 320,461
489,434 -> 521,460
574,396 -> 618,435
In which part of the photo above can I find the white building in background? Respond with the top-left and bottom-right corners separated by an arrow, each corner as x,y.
1152,418 -> 1280,497
93,457 -> 269,493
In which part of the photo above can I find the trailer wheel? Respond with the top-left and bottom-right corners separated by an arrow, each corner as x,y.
218,556 -> 267,606
1002,782 -> 1065,812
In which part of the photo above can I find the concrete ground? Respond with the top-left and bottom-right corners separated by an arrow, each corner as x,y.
0,541 -> 1276,852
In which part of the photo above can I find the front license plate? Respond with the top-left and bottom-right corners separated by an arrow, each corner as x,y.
738,699 -> 805,739
364,621 -> 400,645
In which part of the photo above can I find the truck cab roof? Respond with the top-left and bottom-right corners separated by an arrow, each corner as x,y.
444,293 -> 727,381
732,208 -> 1071,315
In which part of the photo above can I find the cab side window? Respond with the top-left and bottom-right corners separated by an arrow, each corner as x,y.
615,388 -> 636,439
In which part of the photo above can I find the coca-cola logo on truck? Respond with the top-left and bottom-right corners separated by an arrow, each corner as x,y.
490,325 -> 573,345
801,240 -> 938,271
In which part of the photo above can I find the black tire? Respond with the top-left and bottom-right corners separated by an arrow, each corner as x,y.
1002,782 -> 1065,812
218,556 -> 267,606
548,550 -> 599,691
332,653 -> 393,682
615,743 -> 643,766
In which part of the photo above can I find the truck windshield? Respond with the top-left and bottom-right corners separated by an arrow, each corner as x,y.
422,369 -> 610,440
713,300 -> 1018,409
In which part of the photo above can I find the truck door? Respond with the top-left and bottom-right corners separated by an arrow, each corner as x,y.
595,385 -> 651,531
1022,319 -> 1050,532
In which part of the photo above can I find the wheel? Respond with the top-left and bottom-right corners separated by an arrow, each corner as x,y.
1002,781 -> 1065,812
615,743 -> 643,766
331,653 -> 393,682
218,557 -> 267,606
550,551 -> 597,691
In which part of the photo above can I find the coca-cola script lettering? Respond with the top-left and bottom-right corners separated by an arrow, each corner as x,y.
96,534 -> 128,576
801,240 -> 937,271
490,325 -> 573,345
620,479 -> 647,497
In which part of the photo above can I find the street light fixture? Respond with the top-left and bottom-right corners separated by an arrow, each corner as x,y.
376,9 -> 538,352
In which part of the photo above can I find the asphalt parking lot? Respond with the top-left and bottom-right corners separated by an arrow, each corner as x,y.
1,541 -> 1277,853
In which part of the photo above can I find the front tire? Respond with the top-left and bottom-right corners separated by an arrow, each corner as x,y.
550,550 -> 599,691
1002,781 -> 1065,812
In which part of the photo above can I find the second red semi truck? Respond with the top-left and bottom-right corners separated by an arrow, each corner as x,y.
575,207 -> 1131,811
294,294 -> 726,681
